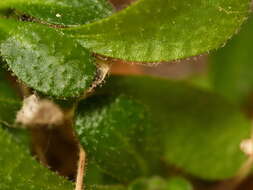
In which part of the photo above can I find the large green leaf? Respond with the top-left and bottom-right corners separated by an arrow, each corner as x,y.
0,19 -> 96,98
0,125 -> 73,190
76,75 -> 250,180
0,0 -> 113,26
65,0 -> 250,62
75,95 -> 161,182
209,16 -> 253,103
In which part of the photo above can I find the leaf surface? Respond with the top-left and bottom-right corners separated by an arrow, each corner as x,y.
75,95 -> 161,182
0,125 -> 74,190
87,176 -> 192,190
209,16 -> 253,103
76,75 -> 250,180
65,0 -> 250,62
0,0 -> 113,26
0,19 -> 96,98
129,176 -> 193,190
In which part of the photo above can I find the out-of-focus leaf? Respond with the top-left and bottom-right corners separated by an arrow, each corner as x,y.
209,16 -> 253,103
166,177 -> 193,190
0,97 -> 20,125
0,125 -> 74,190
65,0 -> 250,62
87,176 -> 192,190
76,75 -> 250,180
85,161 -> 120,186
0,19 -> 96,98
0,66 -> 20,125
129,176 -> 193,190
87,185 -> 126,190
0,66 -> 19,100
0,0 -> 113,26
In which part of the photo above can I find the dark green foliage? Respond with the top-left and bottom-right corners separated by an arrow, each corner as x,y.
0,0 -> 252,189
210,16 -> 253,103
75,76 -> 250,180
0,125 -> 74,190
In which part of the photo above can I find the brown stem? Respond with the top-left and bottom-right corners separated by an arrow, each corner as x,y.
75,146 -> 86,190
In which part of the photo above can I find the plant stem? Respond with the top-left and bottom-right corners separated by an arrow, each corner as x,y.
75,146 -> 86,190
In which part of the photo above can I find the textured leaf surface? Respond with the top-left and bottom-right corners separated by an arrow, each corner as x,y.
0,20 -> 96,98
0,0 -> 113,26
66,0 -> 250,62
210,16 -> 253,103
78,75 -> 250,180
75,95 -> 161,182
0,125 -> 73,190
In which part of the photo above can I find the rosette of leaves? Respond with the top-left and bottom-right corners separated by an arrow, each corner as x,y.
0,0 -> 252,189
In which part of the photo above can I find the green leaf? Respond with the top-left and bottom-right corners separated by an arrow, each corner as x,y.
209,16 -> 253,103
65,0 -> 250,62
78,75 -> 250,180
0,125 -> 74,190
75,95 -> 161,182
0,19 -> 96,98
0,0 -> 114,26
85,161 -> 120,186
129,176 -> 193,190
87,176 -> 192,190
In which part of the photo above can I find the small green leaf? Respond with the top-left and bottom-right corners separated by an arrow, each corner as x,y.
65,0 -> 250,62
0,125 -> 73,190
0,19 -> 96,98
0,0 -> 114,26
78,75 -> 250,180
209,16 -> 253,103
